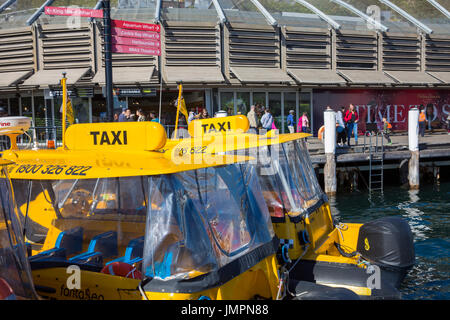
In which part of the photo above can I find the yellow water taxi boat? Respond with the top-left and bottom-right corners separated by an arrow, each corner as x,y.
164,114 -> 416,299
1,115 -> 362,300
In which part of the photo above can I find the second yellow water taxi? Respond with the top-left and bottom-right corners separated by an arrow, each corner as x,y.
165,114 -> 415,299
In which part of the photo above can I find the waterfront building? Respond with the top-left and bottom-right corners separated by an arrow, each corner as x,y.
0,0 -> 449,144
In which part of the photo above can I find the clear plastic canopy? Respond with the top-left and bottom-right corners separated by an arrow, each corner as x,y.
0,169 -> 37,300
143,162 -> 275,281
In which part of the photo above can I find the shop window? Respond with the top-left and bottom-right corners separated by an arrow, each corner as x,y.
53,97 -> 63,142
284,92 -> 296,134
92,96 -> 109,123
34,96 -> 54,142
253,92 -> 266,107
253,92 -> 266,124
9,98 -> 19,116
71,98 -> 90,124
300,92 -> 312,131
0,99 -> 7,114
220,92 -> 234,116
236,92 -> 250,116
269,93 -> 282,131
21,97 -> 32,118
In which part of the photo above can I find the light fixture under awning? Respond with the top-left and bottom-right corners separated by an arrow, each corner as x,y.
384,71 -> 443,85
287,68 -> 347,85
0,70 -> 33,87
231,67 -> 294,84
164,66 -> 225,84
337,70 -> 396,85
426,72 -> 450,85
22,68 -> 91,87
92,66 -> 155,85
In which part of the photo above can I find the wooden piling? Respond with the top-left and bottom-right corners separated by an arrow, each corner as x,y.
324,153 -> 337,195
408,108 -> 420,190
408,151 -> 420,189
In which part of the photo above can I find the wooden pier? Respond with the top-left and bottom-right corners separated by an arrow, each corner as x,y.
307,130 -> 450,191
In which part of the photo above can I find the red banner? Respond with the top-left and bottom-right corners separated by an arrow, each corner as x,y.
111,20 -> 161,33
313,89 -> 450,133
111,27 -> 161,40
112,44 -> 161,56
112,35 -> 160,48
44,6 -> 103,18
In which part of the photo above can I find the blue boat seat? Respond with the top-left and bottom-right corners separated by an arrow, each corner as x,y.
69,231 -> 118,266
144,241 -> 191,279
105,236 -> 144,266
145,251 -> 173,280
29,227 -> 83,261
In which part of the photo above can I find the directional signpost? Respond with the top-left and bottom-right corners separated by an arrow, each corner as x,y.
110,19 -> 161,56
44,2 -> 161,122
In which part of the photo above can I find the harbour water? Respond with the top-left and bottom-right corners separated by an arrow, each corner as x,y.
330,181 -> 450,300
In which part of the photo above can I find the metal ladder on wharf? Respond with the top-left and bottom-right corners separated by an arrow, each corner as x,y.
364,131 -> 385,193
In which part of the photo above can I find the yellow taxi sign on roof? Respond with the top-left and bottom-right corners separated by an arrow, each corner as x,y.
64,121 -> 167,151
4,149 -> 254,180
188,115 -> 250,137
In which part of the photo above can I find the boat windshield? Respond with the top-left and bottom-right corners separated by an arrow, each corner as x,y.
0,168 -> 37,300
12,162 -> 274,281
12,176 -> 149,268
247,140 -> 325,218
142,162 -> 274,281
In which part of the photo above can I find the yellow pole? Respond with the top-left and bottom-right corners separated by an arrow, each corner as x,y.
174,83 -> 183,139
61,73 -> 67,149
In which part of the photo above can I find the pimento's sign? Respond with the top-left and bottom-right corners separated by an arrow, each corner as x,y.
312,89 -> 450,133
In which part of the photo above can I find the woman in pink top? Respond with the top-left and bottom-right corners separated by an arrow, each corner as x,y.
297,112 -> 310,133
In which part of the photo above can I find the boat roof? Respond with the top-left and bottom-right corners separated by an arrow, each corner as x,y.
165,115 -> 311,157
1,121 -> 253,180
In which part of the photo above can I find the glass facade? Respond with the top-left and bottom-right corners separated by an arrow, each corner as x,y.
218,89 -> 313,134
0,0 -> 449,146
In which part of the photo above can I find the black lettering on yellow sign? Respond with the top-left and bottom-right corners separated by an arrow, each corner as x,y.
90,131 -> 128,146
175,146 -> 208,156
14,164 -> 92,177
201,122 -> 232,134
